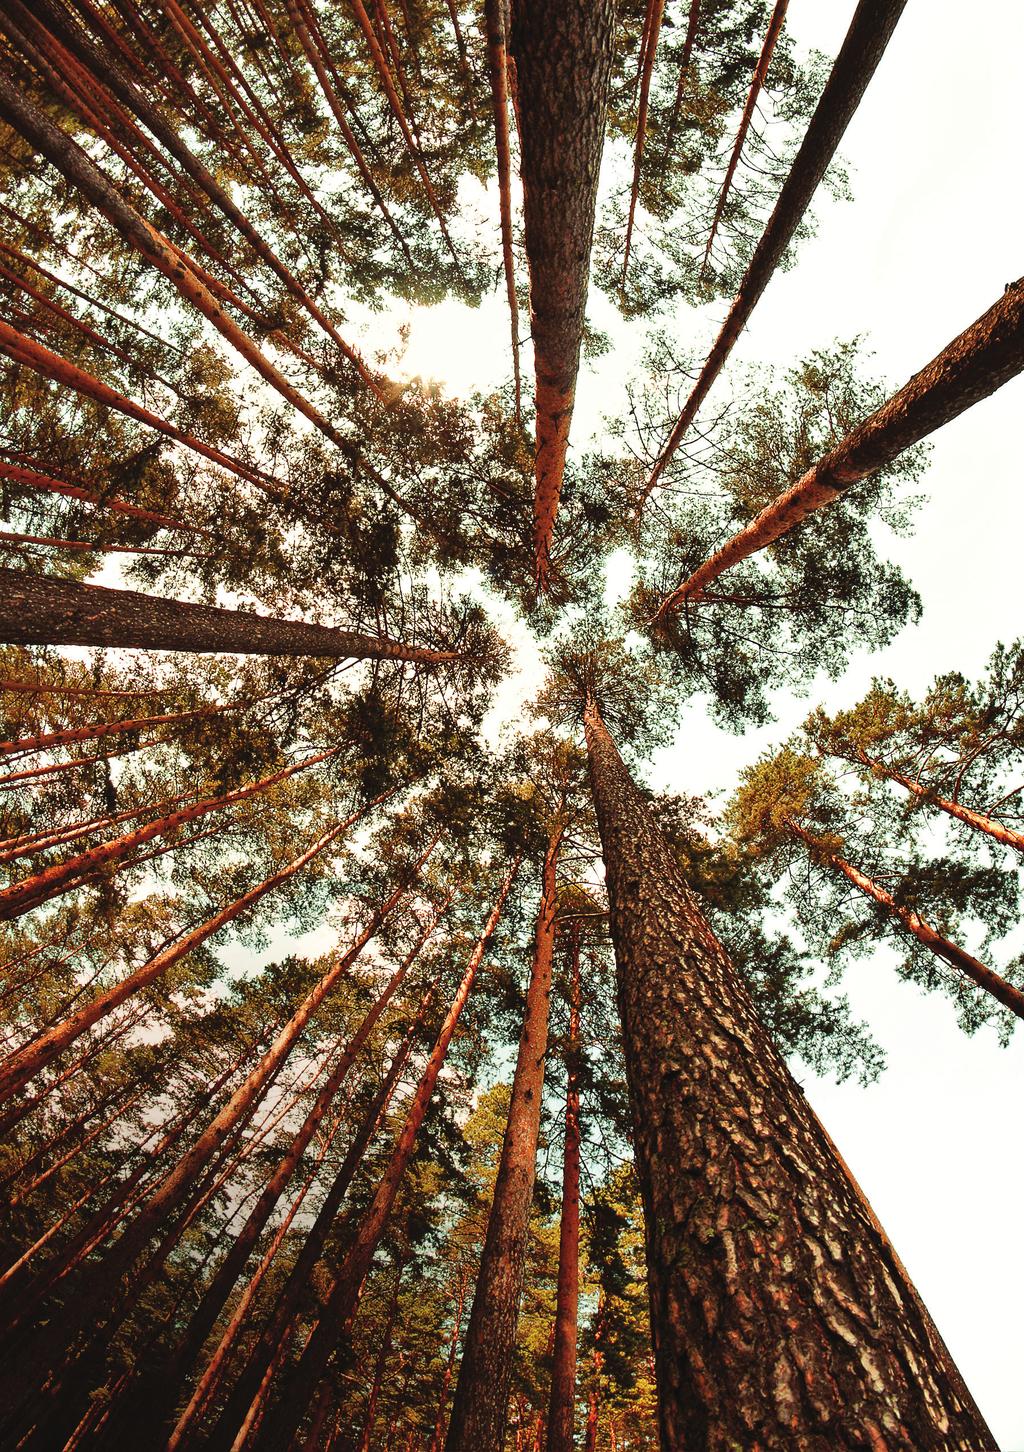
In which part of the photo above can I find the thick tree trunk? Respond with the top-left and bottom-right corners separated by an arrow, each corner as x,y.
0,569 -> 459,662
0,791 -> 394,1100
0,746 -> 340,921
545,924 -> 581,1452
252,861 -> 521,1452
445,825 -> 563,1452
583,697 -> 996,1448
647,0 -> 909,493
788,820 -> 1024,1022
651,274 -> 1024,619
510,0 -> 617,589
701,0 -> 789,270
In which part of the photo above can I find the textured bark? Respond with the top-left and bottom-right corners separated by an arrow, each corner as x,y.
0,792 -> 194,864
648,0 -> 909,494
622,0 -> 665,284
652,274 -> 1024,618
484,0 -> 522,422
446,825 -> 563,1452
203,1003 -> 429,1452
701,0 -> 789,270
253,861 -> 521,1452
583,698 -> 996,1449
0,793 -> 393,1101
545,925 -> 581,1452
510,0 -> 617,589
788,820 -> 1024,1023
0,747 -> 339,921
0,569 -> 459,662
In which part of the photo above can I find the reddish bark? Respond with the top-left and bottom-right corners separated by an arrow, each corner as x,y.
483,0 -> 522,422
621,0 -> 666,286
788,819 -> 1024,1022
426,1266 -> 469,1452
545,925 -> 582,1452
252,861 -> 521,1451
0,792 -> 194,864
0,531 -> 204,559
357,1269 -> 404,1452
701,0 -> 789,271
646,0 -> 909,496
0,746 -> 339,921
651,275 -> 1024,619
0,460 -> 207,537
0,704 -> 229,758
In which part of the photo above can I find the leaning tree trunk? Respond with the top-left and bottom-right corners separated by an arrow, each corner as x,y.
651,274 -> 1024,620
582,696 -> 996,1448
426,1265 -> 469,1452
0,569 -> 460,662
647,0 -> 909,493
445,824 -> 563,1452
510,0 -> 617,590
787,819 -> 1024,1022
545,923 -> 582,1452
252,861 -> 521,1452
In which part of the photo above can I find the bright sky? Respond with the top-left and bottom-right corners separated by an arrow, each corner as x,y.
379,3 -> 1024,1442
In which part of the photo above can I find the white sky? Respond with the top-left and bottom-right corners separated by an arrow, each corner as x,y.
386,3 -> 1024,1442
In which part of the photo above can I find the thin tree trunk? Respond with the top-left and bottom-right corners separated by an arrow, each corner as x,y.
582,696 -> 996,1448
0,569 -> 461,662
0,704 -> 230,757
511,0 -> 617,591
650,274 -> 1024,620
426,1266 -> 469,1452
357,1269 -> 404,1452
0,746 -> 340,921
0,791 -> 394,1099
0,460 -> 207,536
646,0 -> 909,494
787,819 -> 1024,1021
445,824 -> 563,1452
545,924 -> 581,1452
701,0 -> 789,271
483,0 -> 522,423
582,1294 -> 603,1452
621,0 -> 665,286
252,860 -> 521,1452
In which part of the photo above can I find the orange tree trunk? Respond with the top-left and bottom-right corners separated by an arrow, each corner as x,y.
483,0 -> 522,421
251,861 -> 522,1452
446,823 -> 564,1452
0,460 -> 206,535
0,704 -> 230,757
426,1266 -> 469,1452
647,0 -> 908,494
201,988 -> 435,1452
545,924 -> 582,1452
651,274 -> 1024,620
0,746 -> 340,921
582,696 -> 996,1448
0,569 -> 461,662
621,0 -> 665,285
510,0 -> 617,589
787,820 -> 1024,1022
357,1268 -> 404,1452
0,791 -> 397,1101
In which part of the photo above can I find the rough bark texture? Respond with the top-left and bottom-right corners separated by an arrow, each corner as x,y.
510,0 -> 617,588
788,821 -> 1024,1023
0,569 -> 458,662
648,0 -> 909,493
545,924 -> 581,1452
583,698 -> 996,1450
653,274 -> 1024,618
445,826 -> 563,1452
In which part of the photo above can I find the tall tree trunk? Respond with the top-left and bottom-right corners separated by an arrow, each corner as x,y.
651,274 -> 1024,620
621,0 -> 665,286
483,0 -> 522,422
426,1266 -> 469,1452
0,569 -> 461,662
251,860 -> 521,1452
357,1268 -> 404,1452
510,0 -> 617,590
700,0 -> 789,271
0,460 -> 206,536
582,696 -> 996,1448
0,704 -> 230,757
445,824 -> 563,1452
545,924 -> 581,1452
0,746 -> 340,921
647,0 -> 909,494
582,1294 -> 603,1452
787,819 -> 1024,1021
0,791 -> 395,1098
201,995 -> 433,1452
